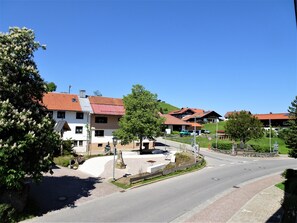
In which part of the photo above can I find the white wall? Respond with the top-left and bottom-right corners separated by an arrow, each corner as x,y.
52,110 -> 90,153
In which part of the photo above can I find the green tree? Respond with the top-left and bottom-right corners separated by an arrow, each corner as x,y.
225,111 -> 264,144
114,84 -> 165,150
46,81 -> 57,92
0,27 -> 61,190
286,96 -> 297,158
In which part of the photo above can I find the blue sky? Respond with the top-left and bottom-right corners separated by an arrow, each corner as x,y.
1,0 -> 296,116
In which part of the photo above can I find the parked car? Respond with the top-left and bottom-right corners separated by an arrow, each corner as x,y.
180,130 -> 190,137
201,129 -> 210,134
190,131 -> 198,136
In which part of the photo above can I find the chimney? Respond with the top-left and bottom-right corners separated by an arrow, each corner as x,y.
79,90 -> 86,98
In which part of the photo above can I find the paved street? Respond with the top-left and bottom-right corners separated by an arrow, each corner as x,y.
25,138 -> 296,222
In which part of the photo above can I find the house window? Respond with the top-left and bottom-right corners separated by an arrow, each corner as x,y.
98,144 -> 103,147
73,140 -> 78,146
75,126 -> 83,134
79,141 -> 83,146
95,130 -> 104,137
57,111 -> 65,119
76,112 -> 84,119
95,117 -> 108,123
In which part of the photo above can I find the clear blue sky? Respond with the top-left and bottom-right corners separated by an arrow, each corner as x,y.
1,0 -> 296,116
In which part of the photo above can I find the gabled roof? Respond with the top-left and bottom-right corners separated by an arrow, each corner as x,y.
89,96 -> 123,106
169,108 -> 204,115
89,96 -> 124,115
254,113 -> 290,120
43,92 -> 82,112
182,110 -> 221,121
160,114 -> 191,125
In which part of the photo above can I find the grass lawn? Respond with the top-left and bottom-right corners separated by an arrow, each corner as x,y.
159,101 -> 179,114
169,121 -> 289,154
275,181 -> 285,191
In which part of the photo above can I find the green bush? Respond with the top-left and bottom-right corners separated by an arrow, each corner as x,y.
53,139 -> 74,157
278,128 -> 288,140
175,152 -> 192,165
248,144 -> 270,153
212,142 -> 232,150
172,131 -> 180,135
53,155 -> 72,167
0,203 -> 17,223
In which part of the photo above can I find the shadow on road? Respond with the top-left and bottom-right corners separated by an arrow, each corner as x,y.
29,174 -> 101,215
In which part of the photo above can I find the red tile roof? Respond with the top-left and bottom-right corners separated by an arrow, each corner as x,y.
191,123 -> 202,127
169,108 -> 204,115
160,114 -> 190,125
43,93 -> 82,111
91,104 -> 125,115
254,113 -> 290,120
89,96 -> 123,106
89,96 -> 124,115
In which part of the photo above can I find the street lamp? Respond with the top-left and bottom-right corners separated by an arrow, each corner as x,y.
269,112 -> 272,153
193,116 -> 198,163
112,136 -> 118,181
216,119 -> 219,149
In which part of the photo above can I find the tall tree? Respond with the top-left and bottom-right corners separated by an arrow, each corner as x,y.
46,81 -> 57,92
225,111 -> 264,144
286,96 -> 297,158
114,84 -> 165,150
0,27 -> 61,190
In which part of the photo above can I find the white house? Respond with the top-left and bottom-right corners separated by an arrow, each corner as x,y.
43,91 -> 92,153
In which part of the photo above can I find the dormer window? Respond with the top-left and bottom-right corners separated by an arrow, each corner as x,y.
72,98 -> 77,102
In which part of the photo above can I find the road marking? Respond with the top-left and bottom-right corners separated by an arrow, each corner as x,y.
219,164 -> 226,167
230,162 -> 235,165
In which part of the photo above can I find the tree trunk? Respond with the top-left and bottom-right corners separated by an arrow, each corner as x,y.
139,136 -> 143,151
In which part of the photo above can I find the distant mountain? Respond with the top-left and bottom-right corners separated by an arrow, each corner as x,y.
158,101 -> 179,114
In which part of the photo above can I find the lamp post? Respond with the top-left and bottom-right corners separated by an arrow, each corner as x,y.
216,119 -> 218,149
193,116 -> 197,163
269,112 -> 272,153
112,136 -> 118,181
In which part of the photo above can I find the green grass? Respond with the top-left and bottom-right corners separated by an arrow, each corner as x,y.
276,181 -> 285,191
169,121 -> 289,154
203,122 -> 226,133
159,101 -> 179,114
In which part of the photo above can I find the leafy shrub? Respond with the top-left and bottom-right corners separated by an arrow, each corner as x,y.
0,203 -> 17,223
248,144 -> 270,153
175,152 -> 193,166
212,142 -> 232,150
53,155 -> 72,167
278,128 -> 288,140
172,131 -> 180,135
281,169 -> 297,223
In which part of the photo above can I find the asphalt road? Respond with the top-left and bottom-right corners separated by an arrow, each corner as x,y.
28,144 -> 296,222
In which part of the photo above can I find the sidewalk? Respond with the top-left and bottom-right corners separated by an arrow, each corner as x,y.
175,174 -> 284,223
